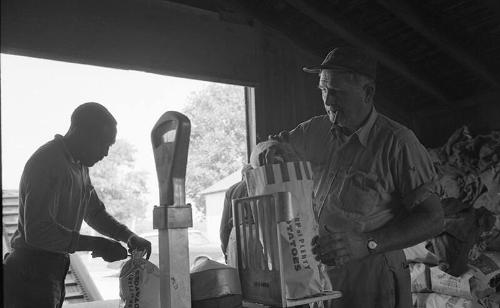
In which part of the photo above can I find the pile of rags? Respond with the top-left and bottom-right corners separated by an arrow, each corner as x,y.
405,126 -> 500,308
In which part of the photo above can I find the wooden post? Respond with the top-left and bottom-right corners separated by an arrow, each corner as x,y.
151,111 -> 192,308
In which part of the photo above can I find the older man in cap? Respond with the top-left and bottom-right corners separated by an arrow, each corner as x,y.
264,47 -> 444,307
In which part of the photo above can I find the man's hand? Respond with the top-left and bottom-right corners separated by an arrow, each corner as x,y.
254,139 -> 298,167
127,234 -> 152,260
258,143 -> 287,165
311,228 -> 370,267
91,237 -> 128,262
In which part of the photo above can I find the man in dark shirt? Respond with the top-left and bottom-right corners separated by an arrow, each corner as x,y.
220,180 -> 248,259
4,102 -> 152,308
219,164 -> 252,262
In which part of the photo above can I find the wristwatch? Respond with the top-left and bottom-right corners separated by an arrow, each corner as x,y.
367,238 -> 378,253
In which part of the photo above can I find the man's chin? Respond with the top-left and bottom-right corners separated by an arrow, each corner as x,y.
327,110 -> 340,125
330,116 -> 343,126
81,160 -> 97,167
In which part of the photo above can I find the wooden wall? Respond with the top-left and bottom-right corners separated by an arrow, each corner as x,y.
1,0 -> 324,150
413,95 -> 500,148
3,0 -> 495,150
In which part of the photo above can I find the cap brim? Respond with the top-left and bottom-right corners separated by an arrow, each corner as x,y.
302,64 -> 352,74
302,65 -> 322,73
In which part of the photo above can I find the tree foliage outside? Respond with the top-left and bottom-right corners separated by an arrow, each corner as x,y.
89,139 -> 150,229
182,83 -> 247,216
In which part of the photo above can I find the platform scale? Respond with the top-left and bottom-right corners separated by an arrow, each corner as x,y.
151,111 -> 192,308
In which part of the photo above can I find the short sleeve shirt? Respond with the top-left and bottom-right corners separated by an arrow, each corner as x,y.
288,108 -> 437,232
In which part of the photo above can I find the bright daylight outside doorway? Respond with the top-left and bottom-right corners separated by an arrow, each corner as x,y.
1,54 -> 248,300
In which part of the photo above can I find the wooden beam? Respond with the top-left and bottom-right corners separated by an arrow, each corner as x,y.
453,90 -> 500,108
377,0 -> 500,90
483,0 -> 500,23
284,0 -> 449,105
212,0 -> 324,59
415,91 -> 500,116
69,255 -> 103,301
204,0 -> 413,124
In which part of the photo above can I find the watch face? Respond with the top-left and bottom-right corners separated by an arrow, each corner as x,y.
368,240 -> 377,250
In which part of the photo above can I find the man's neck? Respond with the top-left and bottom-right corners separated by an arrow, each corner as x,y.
340,106 -> 373,136
62,133 -> 81,162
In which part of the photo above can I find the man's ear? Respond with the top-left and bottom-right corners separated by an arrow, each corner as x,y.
363,83 -> 376,104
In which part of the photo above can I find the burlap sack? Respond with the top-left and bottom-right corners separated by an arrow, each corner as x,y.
119,251 -> 160,308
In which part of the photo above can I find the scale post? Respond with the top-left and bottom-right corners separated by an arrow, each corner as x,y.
151,111 -> 192,308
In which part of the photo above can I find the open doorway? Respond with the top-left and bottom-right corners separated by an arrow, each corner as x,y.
1,53 -> 250,300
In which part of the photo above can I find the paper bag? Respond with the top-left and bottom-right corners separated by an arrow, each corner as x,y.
245,161 -> 331,299
469,252 -> 500,300
412,293 -> 473,308
430,266 -> 474,299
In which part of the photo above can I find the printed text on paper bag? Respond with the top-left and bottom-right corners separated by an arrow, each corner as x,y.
287,218 -> 311,271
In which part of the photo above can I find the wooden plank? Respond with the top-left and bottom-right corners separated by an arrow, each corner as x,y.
65,278 -> 78,286
286,292 -> 343,306
2,208 -> 19,215
158,228 -> 191,308
65,291 -> 85,300
5,225 -> 17,235
284,0 -> 450,105
64,299 -> 121,307
2,199 -> 19,206
415,90 -> 500,116
377,0 -> 500,89
3,221 -> 18,227
3,215 -> 19,224
69,254 -> 103,301
483,0 -> 500,23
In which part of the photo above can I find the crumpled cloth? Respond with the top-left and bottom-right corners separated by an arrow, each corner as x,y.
429,126 -> 499,210
425,127 -> 500,275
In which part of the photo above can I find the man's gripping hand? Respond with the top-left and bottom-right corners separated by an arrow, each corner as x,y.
254,131 -> 299,166
91,237 -> 128,262
268,130 -> 290,143
127,234 -> 152,260
311,228 -> 371,267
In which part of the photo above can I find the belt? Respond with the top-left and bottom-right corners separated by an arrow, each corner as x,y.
12,245 -> 69,260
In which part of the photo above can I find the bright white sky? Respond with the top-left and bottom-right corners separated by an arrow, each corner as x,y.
1,54 -> 211,203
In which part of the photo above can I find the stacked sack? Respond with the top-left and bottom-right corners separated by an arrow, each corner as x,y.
405,126 -> 500,308
405,242 -> 499,308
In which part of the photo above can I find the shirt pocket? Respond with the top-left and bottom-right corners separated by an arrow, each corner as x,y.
339,169 -> 383,216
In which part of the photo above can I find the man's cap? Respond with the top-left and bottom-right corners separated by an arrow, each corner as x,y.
303,47 -> 377,80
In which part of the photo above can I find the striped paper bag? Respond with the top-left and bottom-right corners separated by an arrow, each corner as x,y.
245,161 -> 331,299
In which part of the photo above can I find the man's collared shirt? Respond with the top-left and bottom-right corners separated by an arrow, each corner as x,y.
10,135 -> 131,253
288,108 -> 437,232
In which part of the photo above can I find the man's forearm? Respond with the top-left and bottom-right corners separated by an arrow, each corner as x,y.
76,234 -> 100,251
367,195 -> 444,254
85,209 -> 134,243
